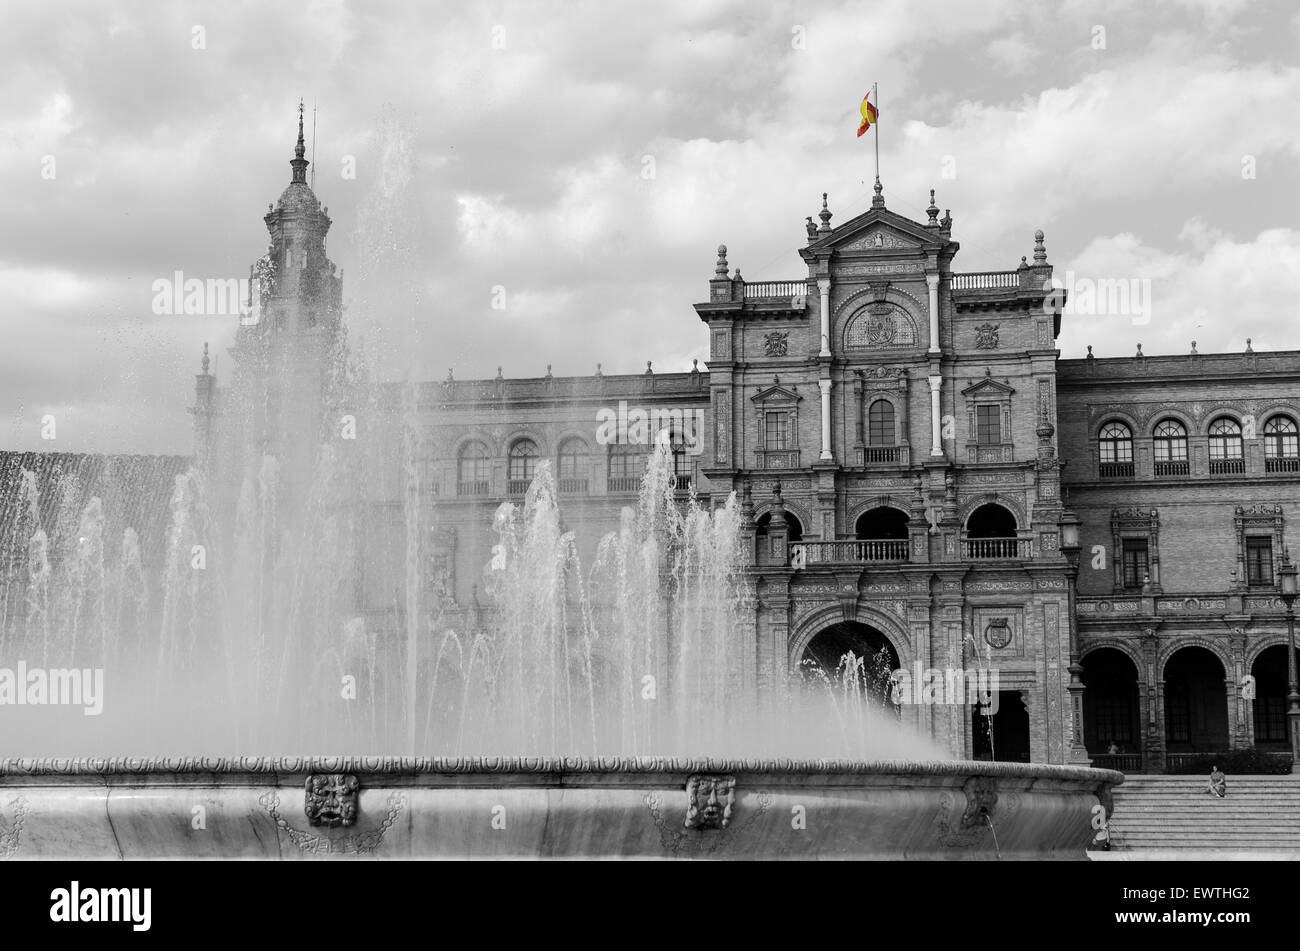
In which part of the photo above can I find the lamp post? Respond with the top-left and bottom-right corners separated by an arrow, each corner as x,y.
1059,508 -> 1091,764
1278,550 -> 1299,767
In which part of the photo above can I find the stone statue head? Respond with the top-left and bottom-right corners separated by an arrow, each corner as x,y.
684,774 -> 735,830
304,773 -> 360,828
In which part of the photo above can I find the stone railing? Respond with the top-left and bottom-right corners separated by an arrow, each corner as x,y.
742,280 -> 808,301
791,539 -> 909,566
950,270 -> 1020,290
963,536 -> 1033,560
857,445 -> 908,465
1090,753 -> 1143,773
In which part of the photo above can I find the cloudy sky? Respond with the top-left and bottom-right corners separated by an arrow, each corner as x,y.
2,0 -> 1298,453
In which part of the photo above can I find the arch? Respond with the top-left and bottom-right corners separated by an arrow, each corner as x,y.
794,619 -> 902,706
1246,632 -> 1300,669
1208,415 -> 1243,466
965,502 -> 1018,537
1156,637 -> 1233,680
847,496 -> 909,527
753,499 -> 812,537
855,505 -> 909,540
755,510 -> 804,543
555,435 -> 589,486
1263,413 -> 1299,468
1080,647 -> 1142,755
1161,644 -> 1229,753
1081,639 -> 1145,673
958,494 -> 1026,528
834,286 -> 927,352
1203,410 -> 1243,435
789,603 -> 912,672
451,431 -> 499,458
456,439 -> 492,489
1098,420 -> 1134,461
507,437 -> 540,485
1249,644 -> 1300,747
1144,408 -> 1196,434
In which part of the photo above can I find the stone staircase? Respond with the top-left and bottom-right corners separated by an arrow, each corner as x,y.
1104,773 -> 1300,857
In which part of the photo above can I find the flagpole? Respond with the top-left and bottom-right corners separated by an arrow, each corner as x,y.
873,81 -> 880,187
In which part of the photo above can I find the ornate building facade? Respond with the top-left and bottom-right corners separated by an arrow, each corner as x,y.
13,121 -> 1291,770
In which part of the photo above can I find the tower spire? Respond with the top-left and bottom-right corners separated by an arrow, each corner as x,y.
291,99 -> 309,184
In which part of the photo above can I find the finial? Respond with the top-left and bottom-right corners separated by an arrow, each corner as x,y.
1033,229 -> 1047,263
446,368 -> 454,382
290,99 -> 310,184
545,363 -> 553,376
806,216 -> 817,241
1020,255 -> 1028,268
940,208 -> 952,231
871,176 -> 884,209
691,358 -> 699,372
817,192 -> 832,232
733,268 -> 743,282
201,342 -> 210,375
595,362 -> 602,376
496,365 -> 503,378
715,244 -> 728,278
1190,340 -> 1198,355
1246,338 -> 1254,353
1135,343 -> 1144,358
645,361 -> 653,373
926,188 -> 939,225
772,479 -> 783,503
1086,344 -> 1093,359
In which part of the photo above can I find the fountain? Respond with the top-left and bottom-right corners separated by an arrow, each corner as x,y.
0,117 -> 1119,859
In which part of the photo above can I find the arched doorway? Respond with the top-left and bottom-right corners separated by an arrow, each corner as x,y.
1250,645 -> 1300,751
971,689 -> 1030,762
798,620 -> 899,707
1082,648 -> 1141,766
1163,646 -> 1229,756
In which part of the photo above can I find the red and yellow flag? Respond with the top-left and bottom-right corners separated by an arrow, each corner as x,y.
857,92 -> 878,137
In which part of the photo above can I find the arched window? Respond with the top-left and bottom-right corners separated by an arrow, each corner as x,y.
1098,422 -> 1134,478
1208,417 -> 1244,474
868,400 -> 895,446
557,438 -> 588,493
1153,419 -> 1189,477
507,439 -> 539,492
965,503 -> 1020,560
457,441 -> 490,496
854,506 -> 909,562
1265,416 -> 1300,473
756,511 -> 803,542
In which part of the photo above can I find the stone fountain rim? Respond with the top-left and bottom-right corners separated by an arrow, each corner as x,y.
0,757 -> 1123,783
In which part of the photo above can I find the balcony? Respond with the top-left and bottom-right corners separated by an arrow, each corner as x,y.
1209,458 -> 1245,475
557,478 -> 589,494
963,536 -> 1034,560
792,539 -> 909,565
507,479 -> 531,495
742,280 -> 808,302
1153,460 -> 1189,478
1098,461 -> 1134,479
857,445 -> 908,466
457,480 -> 489,497
756,448 -> 801,469
607,476 -> 642,493
1266,456 -> 1300,473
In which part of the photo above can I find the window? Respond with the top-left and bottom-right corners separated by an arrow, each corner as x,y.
765,411 -> 789,450
1121,538 -> 1149,589
557,438 -> 587,493
976,405 -> 1001,445
1209,418 -> 1244,474
1098,422 -> 1134,478
1265,416 -> 1300,473
457,441 -> 490,495
672,447 -> 694,490
607,444 -> 644,491
1153,419 -> 1189,476
1246,536 -> 1274,587
507,439 -> 538,491
868,400 -> 895,446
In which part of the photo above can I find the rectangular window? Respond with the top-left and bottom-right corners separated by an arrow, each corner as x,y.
1246,536 -> 1274,586
1121,538 -> 1149,589
765,412 -> 788,450
976,405 -> 1001,445
608,449 -> 644,481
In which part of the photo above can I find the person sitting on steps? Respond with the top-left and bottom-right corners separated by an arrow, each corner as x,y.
1205,765 -> 1227,798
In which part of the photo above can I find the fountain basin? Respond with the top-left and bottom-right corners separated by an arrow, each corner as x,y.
0,757 -> 1121,860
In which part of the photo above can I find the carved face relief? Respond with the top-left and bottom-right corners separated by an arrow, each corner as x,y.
684,774 -> 735,830
304,773 -> 360,828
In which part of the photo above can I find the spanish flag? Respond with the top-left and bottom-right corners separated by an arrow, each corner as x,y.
857,92 -> 878,137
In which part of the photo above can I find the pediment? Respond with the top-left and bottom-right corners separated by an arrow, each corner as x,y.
960,376 -> 1016,397
751,383 -> 802,404
804,206 -> 950,257
839,226 -> 921,252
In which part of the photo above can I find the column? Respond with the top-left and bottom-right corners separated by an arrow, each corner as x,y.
926,273 -> 941,354
927,375 -> 943,457
819,378 -> 833,461
818,278 -> 832,357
